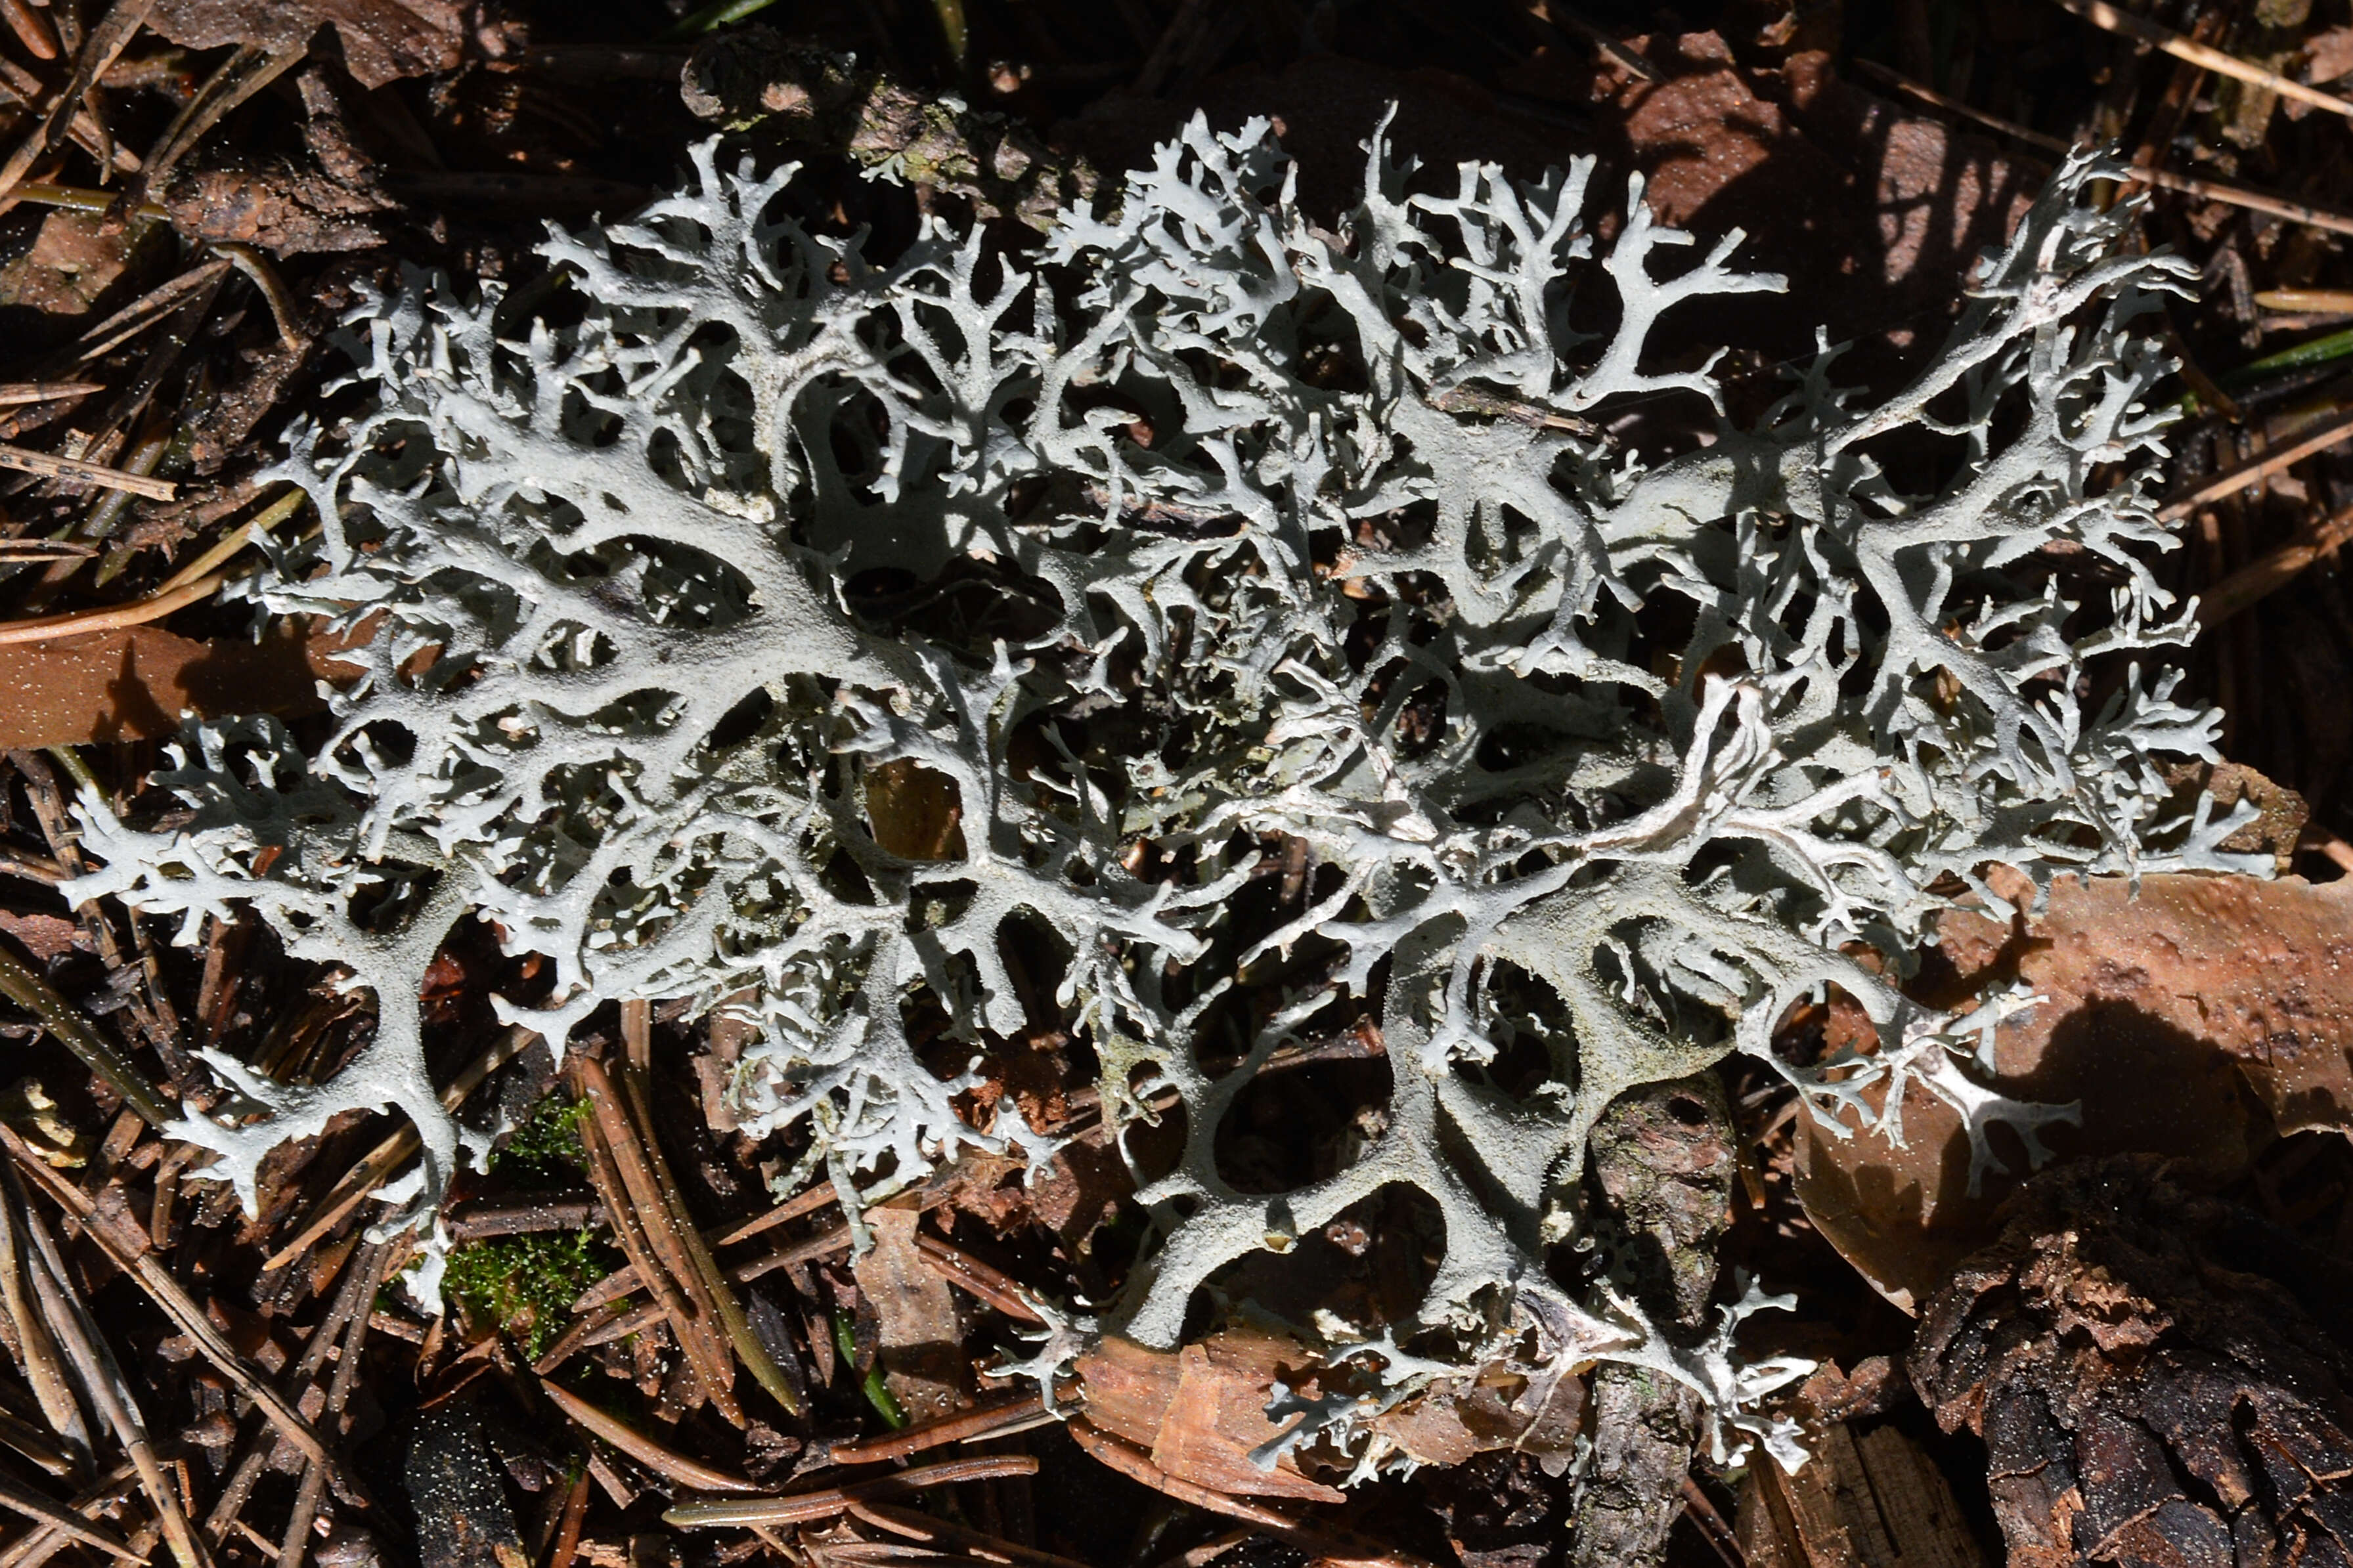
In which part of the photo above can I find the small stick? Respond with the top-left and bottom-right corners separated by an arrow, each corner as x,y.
852,1503 -> 1097,1568
1064,1420 -> 1304,1533
0,443 -> 175,500
0,571 -> 223,645
2046,0 -> 2353,121
0,1470 -> 139,1561
540,1380 -> 761,1494
661,1457 -> 1043,1529
2159,408 -> 2353,521
0,1127 -> 348,1487
2300,824 -> 2353,875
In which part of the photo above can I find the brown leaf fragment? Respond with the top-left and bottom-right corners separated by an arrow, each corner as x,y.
849,1208 -> 971,1426
0,622 -> 341,748
1149,1336 -> 1344,1504
1801,871 -> 2353,1311
146,0 -> 458,89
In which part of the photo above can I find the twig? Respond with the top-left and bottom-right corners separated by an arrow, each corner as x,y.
2300,824 -> 2353,875
575,1055 -> 743,1420
1064,1420 -> 1304,1533
7,1171 -> 204,1568
853,1504 -> 1095,1568
540,1380 -> 761,1494
591,1053 -> 804,1416
0,571 -> 223,645
2159,408 -> 2353,521
912,1230 -> 1045,1324
2046,0 -> 2353,120
0,444 -> 175,501
0,1470 -> 139,1561
0,1126 -> 352,1492
661,1458 -> 1044,1529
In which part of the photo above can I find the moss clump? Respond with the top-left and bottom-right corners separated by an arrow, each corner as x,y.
444,1230 -> 611,1359
492,1093 -> 591,1185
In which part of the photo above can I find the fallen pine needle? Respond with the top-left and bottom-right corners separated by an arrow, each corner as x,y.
540,1380 -> 763,1494
2159,408 -> 2353,521
662,1456 -> 1042,1529
0,443 -> 175,500
2048,0 -> 2353,121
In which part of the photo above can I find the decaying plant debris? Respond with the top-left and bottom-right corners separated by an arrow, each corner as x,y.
9,3 -> 2353,1567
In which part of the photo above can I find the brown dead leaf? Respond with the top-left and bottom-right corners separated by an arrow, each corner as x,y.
850,1208 -> 971,1425
0,621 -> 352,749
1799,873 -> 2353,1312
146,0 -> 459,89
864,759 -> 965,861
0,211 -> 141,330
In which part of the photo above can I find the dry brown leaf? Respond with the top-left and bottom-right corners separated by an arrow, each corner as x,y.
0,622 -> 350,749
146,0 -> 458,89
864,759 -> 965,861
1799,873 -> 2353,1311
850,1208 -> 971,1425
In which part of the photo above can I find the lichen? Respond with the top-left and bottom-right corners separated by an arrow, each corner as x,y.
65,113 -> 2258,1470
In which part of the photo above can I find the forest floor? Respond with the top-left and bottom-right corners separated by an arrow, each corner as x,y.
7,1 -> 2353,1566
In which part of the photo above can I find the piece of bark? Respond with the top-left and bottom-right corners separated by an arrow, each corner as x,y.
1911,1154 -> 2353,1568
1570,1075 -> 1738,1568
1738,1421 -> 1986,1568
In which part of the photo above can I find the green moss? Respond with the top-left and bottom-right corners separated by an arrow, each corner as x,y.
444,1230 -> 613,1359
493,1093 -> 590,1185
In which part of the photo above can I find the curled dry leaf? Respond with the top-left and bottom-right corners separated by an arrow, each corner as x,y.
1799,872 -> 2353,1311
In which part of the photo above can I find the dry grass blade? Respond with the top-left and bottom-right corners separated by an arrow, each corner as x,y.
0,1156 -> 95,1477
0,1466 -> 140,1561
0,1406 -> 74,1477
611,1055 -> 805,1418
539,1380 -> 762,1494
851,1504 -> 1097,1568
575,1053 -> 739,1419
265,1022 -> 538,1269
662,1458 -> 1044,1530
2048,0 -> 2353,120
0,936 -> 173,1125
0,444 -> 175,501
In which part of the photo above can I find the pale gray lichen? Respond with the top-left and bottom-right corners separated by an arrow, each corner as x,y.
66,113 -> 2260,1467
